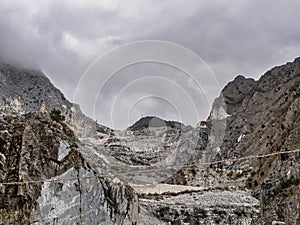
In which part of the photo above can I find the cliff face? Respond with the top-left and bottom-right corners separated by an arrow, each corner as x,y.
0,112 -> 139,225
162,58 -> 300,224
0,64 -> 139,225
216,58 -> 300,224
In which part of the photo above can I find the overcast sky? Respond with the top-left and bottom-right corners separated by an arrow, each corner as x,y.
1,0 -> 300,129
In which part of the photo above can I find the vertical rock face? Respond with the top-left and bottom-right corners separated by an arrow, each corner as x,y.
35,168 -> 139,225
212,58 -> 300,224
161,58 -> 300,224
0,64 -> 139,225
0,113 -> 139,225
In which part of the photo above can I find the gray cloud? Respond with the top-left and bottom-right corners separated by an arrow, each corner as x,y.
0,0 -> 300,129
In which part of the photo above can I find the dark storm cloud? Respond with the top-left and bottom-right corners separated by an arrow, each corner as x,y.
134,1 -> 300,82
0,0 -> 300,129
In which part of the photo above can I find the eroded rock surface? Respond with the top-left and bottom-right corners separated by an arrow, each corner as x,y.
167,58 -> 300,224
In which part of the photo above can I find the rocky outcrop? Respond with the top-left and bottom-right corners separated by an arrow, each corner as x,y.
221,75 -> 256,115
0,64 -> 71,113
0,65 -> 149,223
220,58 -> 300,224
0,112 -> 139,224
161,58 -> 300,224
169,58 -> 300,224
0,64 -> 140,225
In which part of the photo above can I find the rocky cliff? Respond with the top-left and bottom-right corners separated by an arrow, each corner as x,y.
0,64 -> 71,113
166,57 -> 300,224
217,58 -> 300,224
0,112 -> 139,225
0,64 -> 139,224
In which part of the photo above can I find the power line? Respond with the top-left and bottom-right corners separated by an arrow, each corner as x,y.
190,148 -> 300,166
114,148 -> 300,175
0,148 -> 299,186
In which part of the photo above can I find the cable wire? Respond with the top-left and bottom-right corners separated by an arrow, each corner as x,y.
0,148 -> 299,185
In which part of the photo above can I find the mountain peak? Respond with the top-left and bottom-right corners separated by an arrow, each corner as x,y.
127,116 -> 183,131
0,63 -> 71,113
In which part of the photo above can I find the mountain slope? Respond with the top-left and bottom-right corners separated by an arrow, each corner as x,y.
217,57 -> 300,224
0,64 -> 139,224
0,64 -> 71,113
167,57 -> 300,224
